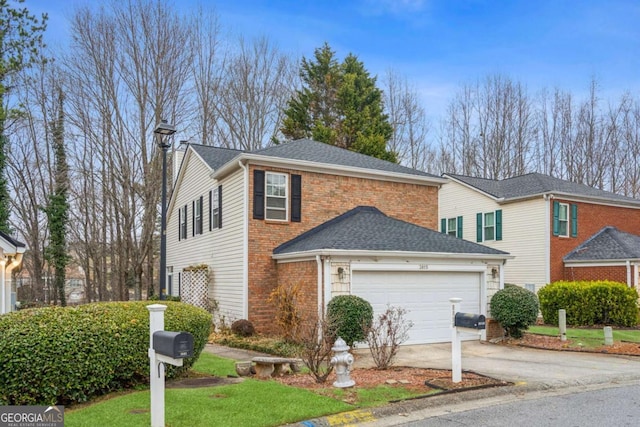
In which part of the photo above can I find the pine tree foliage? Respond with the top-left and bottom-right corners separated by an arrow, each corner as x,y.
0,0 -> 48,233
281,43 -> 396,162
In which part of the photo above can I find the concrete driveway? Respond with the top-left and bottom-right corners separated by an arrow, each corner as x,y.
353,340 -> 640,387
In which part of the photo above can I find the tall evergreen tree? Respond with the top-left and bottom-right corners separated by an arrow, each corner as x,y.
45,87 -> 69,306
0,0 -> 48,233
281,43 -> 396,162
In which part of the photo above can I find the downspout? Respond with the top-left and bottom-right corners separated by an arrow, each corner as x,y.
626,260 -> 632,287
3,253 -> 23,314
316,255 -> 323,320
239,161 -> 249,318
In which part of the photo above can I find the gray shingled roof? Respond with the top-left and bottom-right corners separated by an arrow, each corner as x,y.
564,226 -> 640,261
274,206 -> 508,256
0,230 -> 26,249
447,173 -> 640,205
254,139 -> 439,178
190,144 -> 244,170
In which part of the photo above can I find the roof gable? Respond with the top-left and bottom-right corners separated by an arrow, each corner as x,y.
274,206 -> 509,256
564,226 -> 640,261
446,172 -> 640,206
190,144 -> 244,170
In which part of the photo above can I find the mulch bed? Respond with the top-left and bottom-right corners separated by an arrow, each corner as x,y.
506,333 -> 640,355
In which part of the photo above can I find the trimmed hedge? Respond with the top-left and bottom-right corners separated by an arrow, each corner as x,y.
538,280 -> 639,327
0,301 -> 211,405
490,286 -> 539,338
326,295 -> 373,347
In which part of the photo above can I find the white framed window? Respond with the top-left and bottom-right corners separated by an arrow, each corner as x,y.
266,172 -> 288,221
179,205 -> 187,240
167,266 -> 173,296
558,203 -> 569,237
211,188 -> 220,229
484,212 -> 495,241
194,197 -> 203,235
525,283 -> 536,293
447,218 -> 457,237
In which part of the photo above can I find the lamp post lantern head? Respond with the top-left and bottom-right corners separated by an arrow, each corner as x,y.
154,120 -> 176,136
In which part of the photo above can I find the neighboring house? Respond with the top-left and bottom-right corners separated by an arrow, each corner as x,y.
0,230 -> 26,314
564,226 -> 640,287
439,173 -> 640,292
166,139 -> 510,344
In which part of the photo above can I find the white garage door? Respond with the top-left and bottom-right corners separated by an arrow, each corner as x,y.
352,270 -> 482,344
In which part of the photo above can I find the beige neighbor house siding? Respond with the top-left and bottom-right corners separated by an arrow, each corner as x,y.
166,151 -> 245,321
439,180 -> 548,292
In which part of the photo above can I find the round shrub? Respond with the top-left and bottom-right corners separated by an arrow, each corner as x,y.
490,286 -> 539,338
0,301 -> 211,406
538,280 -> 639,326
326,295 -> 373,347
231,319 -> 255,337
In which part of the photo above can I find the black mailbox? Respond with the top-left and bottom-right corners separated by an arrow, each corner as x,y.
454,312 -> 486,330
153,331 -> 194,359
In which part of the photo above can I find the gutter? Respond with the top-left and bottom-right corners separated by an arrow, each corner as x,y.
213,153 -> 447,186
273,249 -> 514,262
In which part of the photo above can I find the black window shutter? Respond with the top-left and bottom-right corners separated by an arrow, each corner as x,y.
291,174 -> 302,222
218,185 -> 223,228
208,190 -> 212,232
199,195 -> 203,234
178,208 -> 181,241
253,170 -> 265,219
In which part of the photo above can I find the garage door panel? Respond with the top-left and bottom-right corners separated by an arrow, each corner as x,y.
352,270 -> 481,344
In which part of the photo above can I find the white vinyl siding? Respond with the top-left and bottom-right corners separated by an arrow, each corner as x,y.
440,180 -> 548,291
166,150 -> 244,320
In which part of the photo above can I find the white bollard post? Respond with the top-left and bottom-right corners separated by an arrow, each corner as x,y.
148,304 -> 167,427
558,309 -> 567,342
604,326 -> 614,346
450,297 -> 462,383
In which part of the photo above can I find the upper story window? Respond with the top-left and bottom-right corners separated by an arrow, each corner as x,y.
253,170 -> 301,223
266,172 -> 287,220
194,196 -> 203,235
210,186 -> 222,230
553,201 -> 577,237
557,203 -> 568,237
441,216 -> 462,238
484,212 -> 495,241
476,210 -> 502,242
179,204 -> 188,240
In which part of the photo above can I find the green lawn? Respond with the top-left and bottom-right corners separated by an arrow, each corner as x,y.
64,353 -> 385,427
528,325 -> 640,348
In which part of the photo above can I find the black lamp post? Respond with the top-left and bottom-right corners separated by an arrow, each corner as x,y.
154,120 -> 176,300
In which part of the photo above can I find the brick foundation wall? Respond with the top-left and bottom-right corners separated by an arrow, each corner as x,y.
550,199 -> 640,283
485,318 -> 504,341
563,265 -> 628,283
247,165 -> 439,332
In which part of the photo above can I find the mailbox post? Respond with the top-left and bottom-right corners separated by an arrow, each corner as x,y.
449,298 -> 486,383
147,304 -> 194,427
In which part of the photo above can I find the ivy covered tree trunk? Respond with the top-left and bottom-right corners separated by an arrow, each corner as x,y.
45,88 -> 70,306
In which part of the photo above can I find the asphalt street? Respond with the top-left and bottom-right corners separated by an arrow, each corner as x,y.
393,382 -> 640,427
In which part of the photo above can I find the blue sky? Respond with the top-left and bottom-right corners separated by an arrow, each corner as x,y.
28,0 -> 640,119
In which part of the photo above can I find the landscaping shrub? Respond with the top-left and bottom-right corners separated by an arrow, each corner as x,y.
231,319 -> 255,337
0,301 -> 211,406
490,286 -> 539,338
268,283 -> 302,343
297,316 -> 336,383
538,280 -> 639,327
326,295 -> 373,347
366,305 -> 413,370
